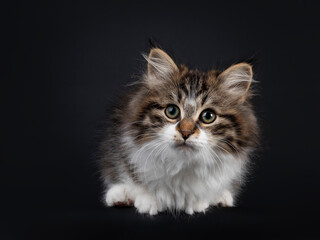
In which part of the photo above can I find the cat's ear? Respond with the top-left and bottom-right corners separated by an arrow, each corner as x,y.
218,63 -> 253,102
145,48 -> 178,84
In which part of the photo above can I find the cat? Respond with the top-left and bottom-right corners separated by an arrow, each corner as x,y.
99,48 -> 259,215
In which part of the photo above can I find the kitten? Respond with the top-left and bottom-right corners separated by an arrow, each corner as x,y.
99,48 -> 259,215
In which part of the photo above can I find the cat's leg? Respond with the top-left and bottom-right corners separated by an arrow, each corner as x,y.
185,190 -> 234,214
134,192 -> 158,215
217,178 -> 242,207
217,189 -> 234,207
105,183 -> 134,206
132,186 -> 160,215
105,183 -> 160,215
185,200 -> 210,215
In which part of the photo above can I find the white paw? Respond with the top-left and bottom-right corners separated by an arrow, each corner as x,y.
134,194 -> 158,215
185,200 -> 209,215
218,190 -> 234,207
105,184 -> 133,206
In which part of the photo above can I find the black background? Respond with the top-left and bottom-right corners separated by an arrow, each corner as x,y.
2,1 -> 320,239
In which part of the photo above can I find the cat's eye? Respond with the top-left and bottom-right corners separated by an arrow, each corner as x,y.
200,109 -> 216,124
165,105 -> 180,119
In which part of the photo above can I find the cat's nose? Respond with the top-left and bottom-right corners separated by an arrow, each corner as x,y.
180,130 -> 193,140
177,118 -> 195,140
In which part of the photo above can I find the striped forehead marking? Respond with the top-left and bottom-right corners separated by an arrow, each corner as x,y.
183,99 -> 197,118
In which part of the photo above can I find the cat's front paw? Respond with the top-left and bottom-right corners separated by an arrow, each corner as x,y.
185,201 -> 210,215
105,184 -> 133,207
218,190 -> 234,207
134,194 -> 158,215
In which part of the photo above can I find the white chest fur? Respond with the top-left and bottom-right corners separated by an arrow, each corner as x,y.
105,136 -> 246,215
127,137 -> 245,211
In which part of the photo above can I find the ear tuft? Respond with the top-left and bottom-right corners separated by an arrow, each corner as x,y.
144,48 -> 178,84
218,63 -> 253,101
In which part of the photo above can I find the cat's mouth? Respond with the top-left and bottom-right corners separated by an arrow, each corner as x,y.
173,141 -> 196,151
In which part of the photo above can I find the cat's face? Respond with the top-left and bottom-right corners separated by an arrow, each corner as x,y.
129,49 -> 258,158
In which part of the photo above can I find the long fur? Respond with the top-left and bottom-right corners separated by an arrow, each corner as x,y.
99,48 -> 259,215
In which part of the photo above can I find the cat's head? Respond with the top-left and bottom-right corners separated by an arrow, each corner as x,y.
128,48 -> 258,158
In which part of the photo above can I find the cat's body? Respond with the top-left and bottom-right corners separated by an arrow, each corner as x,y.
100,48 -> 259,215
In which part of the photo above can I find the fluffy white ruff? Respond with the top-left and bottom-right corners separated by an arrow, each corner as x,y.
105,124 -> 245,215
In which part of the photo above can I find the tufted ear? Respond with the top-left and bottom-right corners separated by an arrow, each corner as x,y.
217,63 -> 253,102
144,48 -> 178,84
